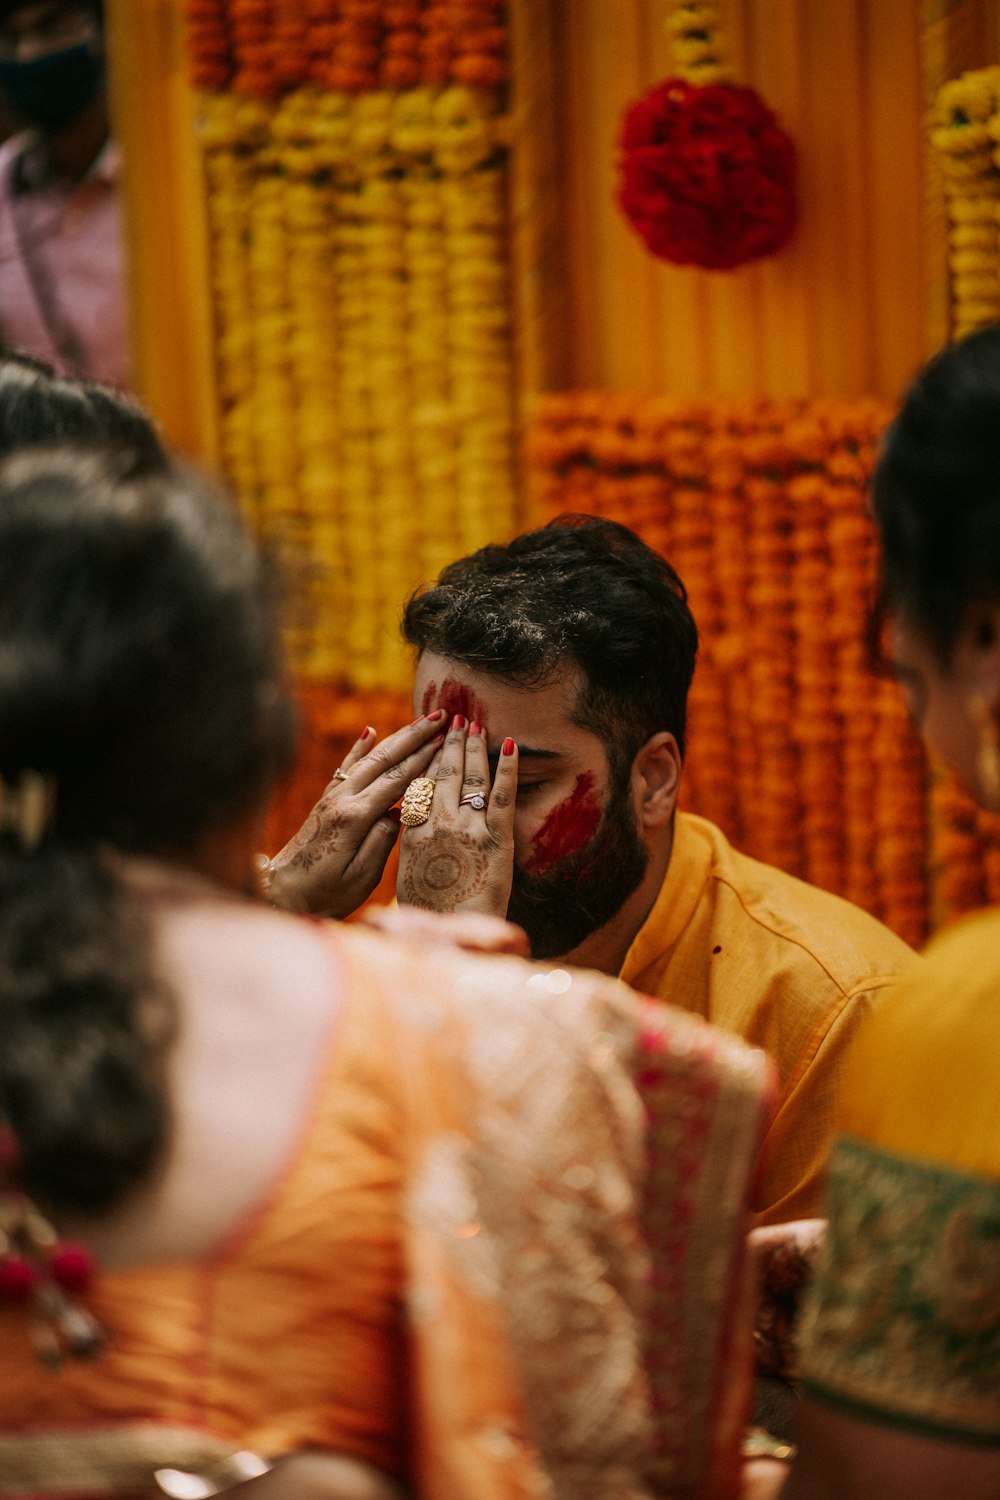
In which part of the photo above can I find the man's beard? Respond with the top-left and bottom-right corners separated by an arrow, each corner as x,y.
506,782 -> 649,960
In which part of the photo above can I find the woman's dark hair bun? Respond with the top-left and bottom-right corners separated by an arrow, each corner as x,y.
0,443 -> 295,1216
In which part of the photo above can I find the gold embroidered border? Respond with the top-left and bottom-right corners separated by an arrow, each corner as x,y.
403,957 -> 654,1498
0,1424 -> 250,1495
800,1135 -> 1000,1444
639,1002 -> 772,1496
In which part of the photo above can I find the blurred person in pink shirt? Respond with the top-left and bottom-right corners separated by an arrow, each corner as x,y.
0,1 -> 128,389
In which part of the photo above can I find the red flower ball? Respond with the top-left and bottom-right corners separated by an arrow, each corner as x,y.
0,1254 -> 38,1303
49,1242 -> 95,1294
617,77 -> 797,271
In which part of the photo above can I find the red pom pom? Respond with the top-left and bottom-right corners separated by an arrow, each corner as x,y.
617,77 -> 796,270
49,1243 -> 95,1294
0,1254 -> 38,1302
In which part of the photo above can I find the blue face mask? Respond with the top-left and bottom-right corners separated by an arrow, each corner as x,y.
0,42 -> 104,132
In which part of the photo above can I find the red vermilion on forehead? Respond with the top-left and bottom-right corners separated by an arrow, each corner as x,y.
525,771 -> 602,875
422,676 -> 488,727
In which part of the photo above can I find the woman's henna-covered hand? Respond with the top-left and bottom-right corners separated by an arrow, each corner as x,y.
396,718 -> 517,919
400,827 -> 492,907
750,1219 -> 826,1382
267,713 -> 446,919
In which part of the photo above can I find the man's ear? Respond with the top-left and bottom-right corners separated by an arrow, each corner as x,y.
632,732 -> 682,830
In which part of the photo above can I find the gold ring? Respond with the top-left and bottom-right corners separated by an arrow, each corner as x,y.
399,777 -> 436,827
253,852 -> 275,899
332,767 -> 349,782
458,793 -> 487,811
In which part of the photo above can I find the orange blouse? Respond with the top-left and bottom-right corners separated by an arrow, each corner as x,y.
1,930 -> 408,1478
0,923 -> 774,1500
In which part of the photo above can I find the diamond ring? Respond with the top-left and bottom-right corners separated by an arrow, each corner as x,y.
458,793 -> 487,811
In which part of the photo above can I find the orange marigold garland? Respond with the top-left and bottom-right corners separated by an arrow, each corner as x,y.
183,0 -> 508,97
184,0 -> 232,91
617,2 -> 796,270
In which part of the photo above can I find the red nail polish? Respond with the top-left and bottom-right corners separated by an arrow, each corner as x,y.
360,725 -> 373,740
426,708 -> 446,722
502,737 -> 515,756
451,714 -> 467,730
432,733 -> 445,746
469,720 -> 482,736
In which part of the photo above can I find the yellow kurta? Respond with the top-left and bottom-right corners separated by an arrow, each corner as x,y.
620,812 -> 917,1223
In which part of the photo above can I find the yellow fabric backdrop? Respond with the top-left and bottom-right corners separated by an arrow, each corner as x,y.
549,0 -> 1000,402
106,0 -> 217,461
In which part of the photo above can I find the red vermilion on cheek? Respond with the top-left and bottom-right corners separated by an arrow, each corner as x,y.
423,676 -> 487,728
525,771 -> 602,875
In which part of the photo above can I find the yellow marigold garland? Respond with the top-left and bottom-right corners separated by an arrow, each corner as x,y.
664,0 -> 734,86
197,86 -> 517,693
930,65 -> 1000,339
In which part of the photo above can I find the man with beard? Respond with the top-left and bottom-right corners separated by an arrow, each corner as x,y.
272,516 -> 915,1224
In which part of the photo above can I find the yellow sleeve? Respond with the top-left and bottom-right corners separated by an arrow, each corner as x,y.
754,980 -> 892,1224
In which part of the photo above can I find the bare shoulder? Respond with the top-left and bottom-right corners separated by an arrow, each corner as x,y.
153,898 -> 344,1036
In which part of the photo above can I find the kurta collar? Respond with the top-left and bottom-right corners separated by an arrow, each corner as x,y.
619,811 -> 712,983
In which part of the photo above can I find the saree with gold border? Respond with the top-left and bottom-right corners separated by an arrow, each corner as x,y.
0,924 -> 774,1499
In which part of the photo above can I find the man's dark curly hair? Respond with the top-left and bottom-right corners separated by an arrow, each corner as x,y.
402,514 -> 699,786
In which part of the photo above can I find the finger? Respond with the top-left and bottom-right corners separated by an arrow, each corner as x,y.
349,710 -> 447,793
360,905 -> 529,957
749,1219 -> 826,1286
432,911 -> 530,955
431,713 -> 469,807
360,905 -> 449,945
336,724 -> 377,778
338,810 -> 402,906
500,922 -> 531,958
358,904 -> 410,938
486,735 -> 518,841
420,743 -> 445,786
349,733 -> 441,823
398,744 -> 445,841
459,720 -> 491,807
